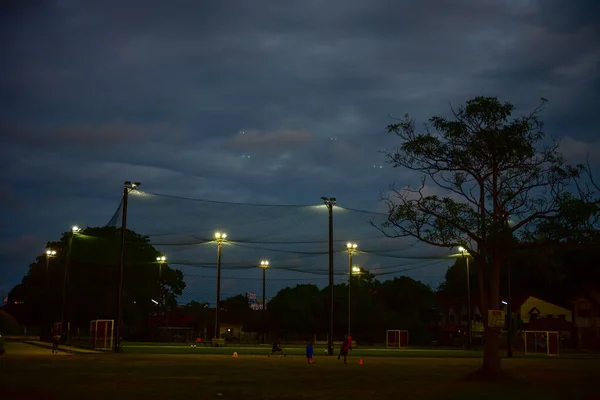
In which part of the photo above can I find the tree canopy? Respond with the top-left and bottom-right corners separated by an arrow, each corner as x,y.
264,276 -> 437,344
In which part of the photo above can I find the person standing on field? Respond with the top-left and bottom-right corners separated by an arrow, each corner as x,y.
52,333 -> 60,354
337,334 -> 353,364
306,342 -> 314,364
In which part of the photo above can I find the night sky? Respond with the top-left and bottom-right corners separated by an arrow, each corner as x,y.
1,1 -> 599,302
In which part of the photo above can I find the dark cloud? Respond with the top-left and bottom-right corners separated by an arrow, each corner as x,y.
1,0 -> 599,294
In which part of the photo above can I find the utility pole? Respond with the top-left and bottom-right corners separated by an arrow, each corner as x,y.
115,181 -> 140,352
322,197 -> 336,356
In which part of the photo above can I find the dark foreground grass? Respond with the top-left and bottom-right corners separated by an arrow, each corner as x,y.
1,352 -> 599,400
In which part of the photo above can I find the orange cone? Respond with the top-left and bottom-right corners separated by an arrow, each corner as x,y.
359,357 -> 363,365
233,352 -> 238,358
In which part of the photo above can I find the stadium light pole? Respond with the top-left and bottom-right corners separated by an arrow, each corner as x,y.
42,249 -> 56,340
345,242 -> 357,336
458,246 -> 472,351
214,232 -> 227,341
260,260 -> 269,312
321,196 -> 336,356
260,260 -> 269,344
61,225 -> 80,345
156,255 -> 167,305
115,180 -> 141,353
156,255 -> 167,331
45,249 -> 57,293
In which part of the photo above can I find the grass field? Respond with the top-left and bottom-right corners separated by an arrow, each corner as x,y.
122,342 -> 482,358
120,342 -> 599,359
1,342 -> 599,399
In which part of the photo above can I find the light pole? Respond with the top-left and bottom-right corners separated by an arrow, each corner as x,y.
321,196 -> 336,356
115,180 -> 140,352
345,242 -> 357,336
214,232 -> 227,340
260,260 -> 269,312
156,256 -> 167,335
43,249 -> 56,340
45,249 -> 57,293
458,246 -> 472,351
62,225 -> 80,344
260,260 -> 269,344
351,265 -> 361,337
156,255 -> 166,305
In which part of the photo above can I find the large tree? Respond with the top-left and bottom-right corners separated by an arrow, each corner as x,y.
6,226 -> 185,339
267,284 -> 324,339
376,96 -> 596,376
376,277 -> 438,345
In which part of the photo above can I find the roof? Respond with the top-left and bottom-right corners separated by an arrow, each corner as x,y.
505,294 -> 572,311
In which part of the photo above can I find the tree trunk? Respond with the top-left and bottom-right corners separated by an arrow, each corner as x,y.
482,327 -> 502,375
477,251 -> 503,379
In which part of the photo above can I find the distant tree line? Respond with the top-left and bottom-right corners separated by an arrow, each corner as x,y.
5,226 -> 185,339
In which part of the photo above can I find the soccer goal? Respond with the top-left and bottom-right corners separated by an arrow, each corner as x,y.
90,319 -> 114,350
386,330 -> 409,348
524,330 -> 560,356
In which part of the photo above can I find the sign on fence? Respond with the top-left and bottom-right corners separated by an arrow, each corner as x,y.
246,292 -> 257,304
488,310 -> 506,328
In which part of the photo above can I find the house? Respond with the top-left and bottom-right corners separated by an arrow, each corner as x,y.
434,292 -> 577,347
432,293 -> 484,346
498,294 -> 575,350
514,295 -> 573,324
571,285 -> 600,349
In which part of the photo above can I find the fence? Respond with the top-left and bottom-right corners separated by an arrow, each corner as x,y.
105,189 -> 455,344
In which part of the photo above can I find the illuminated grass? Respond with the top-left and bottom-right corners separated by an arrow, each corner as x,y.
122,343 -> 481,358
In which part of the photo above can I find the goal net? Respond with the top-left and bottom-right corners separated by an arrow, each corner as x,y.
386,330 -> 409,348
524,330 -> 560,356
90,319 -> 114,350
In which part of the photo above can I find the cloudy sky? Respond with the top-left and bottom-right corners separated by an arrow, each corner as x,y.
1,0 -> 599,301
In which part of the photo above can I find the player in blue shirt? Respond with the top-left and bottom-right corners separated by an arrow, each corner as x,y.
306,342 -> 314,364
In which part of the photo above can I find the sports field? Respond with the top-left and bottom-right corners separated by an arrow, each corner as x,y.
122,342 -> 482,358
120,342 -> 598,359
1,342 -> 598,399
